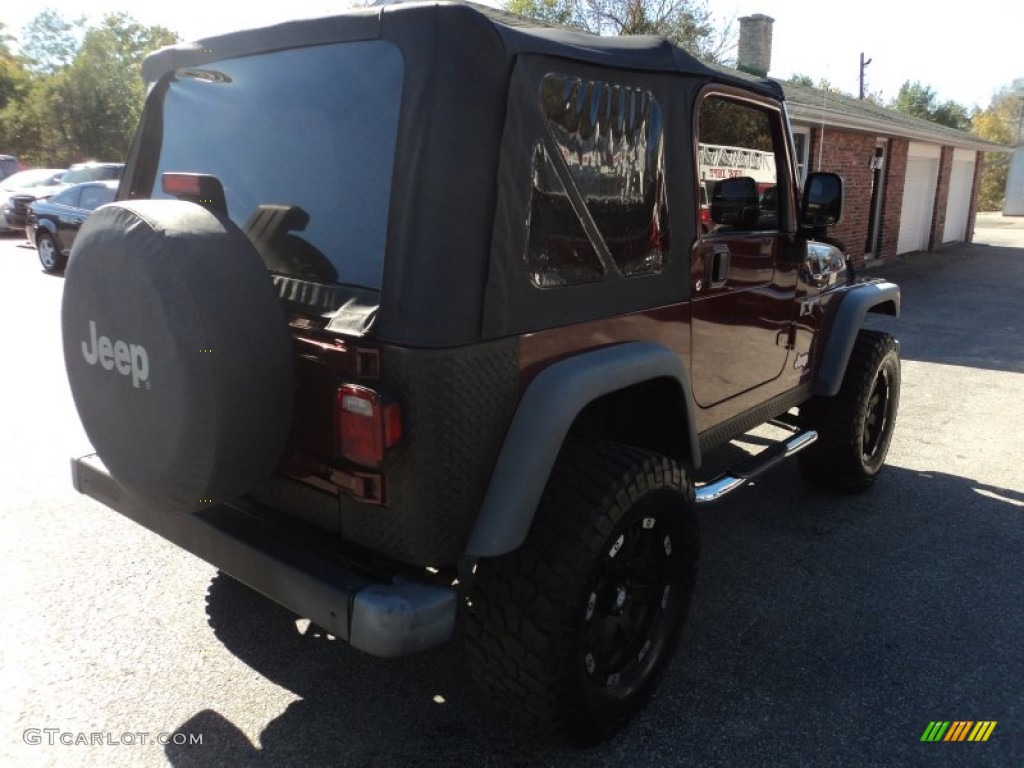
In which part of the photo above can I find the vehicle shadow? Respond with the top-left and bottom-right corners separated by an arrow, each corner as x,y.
165,462 -> 1023,766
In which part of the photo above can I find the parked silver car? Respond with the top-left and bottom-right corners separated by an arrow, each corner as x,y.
0,169 -> 66,233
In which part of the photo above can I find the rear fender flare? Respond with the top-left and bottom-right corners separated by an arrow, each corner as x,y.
815,281 -> 900,397
464,341 -> 698,558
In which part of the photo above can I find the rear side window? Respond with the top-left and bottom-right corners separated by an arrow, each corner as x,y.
527,74 -> 669,287
95,166 -> 123,181
152,41 -> 403,290
50,187 -> 80,207
80,185 -> 115,210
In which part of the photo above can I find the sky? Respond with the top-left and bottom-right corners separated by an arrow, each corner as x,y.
724,0 -> 1021,110
3,0 -> 1021,111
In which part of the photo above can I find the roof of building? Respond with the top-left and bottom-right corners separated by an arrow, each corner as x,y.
779,79 -> 1009,153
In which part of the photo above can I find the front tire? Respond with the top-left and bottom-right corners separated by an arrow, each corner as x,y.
799,330 -> 901,491
464,441 -> 698,743
37,232 -> 65,273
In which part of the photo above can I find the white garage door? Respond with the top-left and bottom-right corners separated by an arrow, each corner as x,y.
897,143 -> 940,255
942,149 -> 976,243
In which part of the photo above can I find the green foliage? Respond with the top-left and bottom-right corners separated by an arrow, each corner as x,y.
0,23 -> 39,159
0,11 -> 179,165
506,0 -> 576,27
972,84 -> 1024,210
786,73 -> 847,96
20,9 -> 82,74
504,0 -> 730,61
0,23 -> 27,110
890,80 -> 970,130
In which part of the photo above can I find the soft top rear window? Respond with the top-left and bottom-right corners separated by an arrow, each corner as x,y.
151,41 -> 403,291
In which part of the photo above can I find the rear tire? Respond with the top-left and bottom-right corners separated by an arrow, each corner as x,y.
799,330 -> 900,491
37,232 -> 65,273
464,441 -> 698,743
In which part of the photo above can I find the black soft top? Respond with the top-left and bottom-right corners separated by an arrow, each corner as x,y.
144,2 -> 779,98
139,3 -> 784,347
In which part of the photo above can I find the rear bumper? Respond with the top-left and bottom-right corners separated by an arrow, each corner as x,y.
71,454 -> 457,657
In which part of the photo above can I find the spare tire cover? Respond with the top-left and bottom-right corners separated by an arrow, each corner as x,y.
62,200 -> 293,514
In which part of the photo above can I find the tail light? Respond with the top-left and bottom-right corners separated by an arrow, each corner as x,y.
336,385 -> 401,468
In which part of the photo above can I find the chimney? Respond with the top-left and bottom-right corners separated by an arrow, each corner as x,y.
737,14 -> 774,77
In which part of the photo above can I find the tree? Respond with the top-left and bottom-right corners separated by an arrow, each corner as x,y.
20,8 -> 83,74
890,81 -> 970,131
505,0 -> 732,61
6,12 -> 179,163
0,23 -> 39,158
506,0 -> 576,27
972,83 -> 1024,210
0,23 -> 23,108
786,73 -> 847,96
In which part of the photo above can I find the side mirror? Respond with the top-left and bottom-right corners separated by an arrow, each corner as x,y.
711,176 -> 759,229
801,172 -> 843,228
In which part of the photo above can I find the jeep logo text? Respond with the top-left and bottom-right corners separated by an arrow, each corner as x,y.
82,320 -> 150,388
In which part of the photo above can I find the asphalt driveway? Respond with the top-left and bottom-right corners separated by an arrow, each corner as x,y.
0,214 -> 1021,766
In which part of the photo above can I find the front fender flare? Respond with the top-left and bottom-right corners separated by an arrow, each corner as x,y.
815,281 -> 900,397
464,341 -> 698,558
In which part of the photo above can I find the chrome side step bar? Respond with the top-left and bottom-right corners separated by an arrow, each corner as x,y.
695,430 -> 818,504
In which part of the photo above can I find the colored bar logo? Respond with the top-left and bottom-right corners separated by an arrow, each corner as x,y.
921,721 -> 997,742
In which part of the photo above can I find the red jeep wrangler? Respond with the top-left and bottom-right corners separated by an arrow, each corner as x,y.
62,3 -> 900,742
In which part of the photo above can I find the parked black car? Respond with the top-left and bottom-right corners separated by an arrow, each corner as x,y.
27,180 -> 118,272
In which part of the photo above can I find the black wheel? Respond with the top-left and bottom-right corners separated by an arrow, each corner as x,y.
37,232 -> 65,273
464,441 -> 698,743
799,329 -> 900,491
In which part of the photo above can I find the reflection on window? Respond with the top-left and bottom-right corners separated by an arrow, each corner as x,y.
525,144 -> 605,287
80,186 -> 115,211
698,96 -> 780,232
526,73 -> 669,287
52,188 -> 79,207
154,41 -> 403,290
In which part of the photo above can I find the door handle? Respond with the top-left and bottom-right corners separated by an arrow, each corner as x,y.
710,245 -> 730,286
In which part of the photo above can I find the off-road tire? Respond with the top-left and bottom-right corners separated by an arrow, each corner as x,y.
799,329 -> 900,491
37,232 -> 65,273
464,440 -> 698,743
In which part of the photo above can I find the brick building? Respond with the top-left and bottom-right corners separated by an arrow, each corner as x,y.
738,14 -> 1007,267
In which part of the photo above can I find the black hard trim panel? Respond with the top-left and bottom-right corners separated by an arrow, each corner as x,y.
466,341 -> 699,558
71,454 -> 456,657
814,281 -> 900,397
